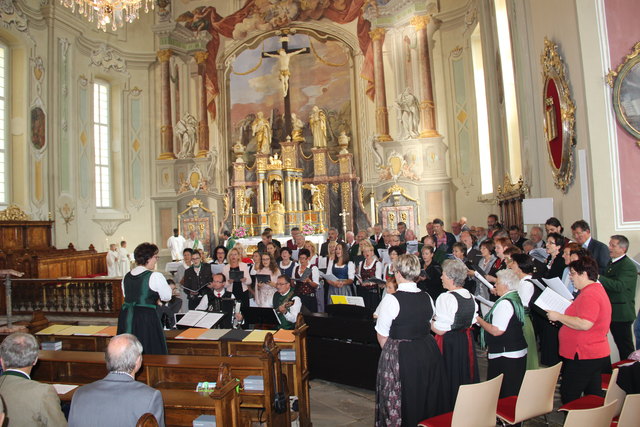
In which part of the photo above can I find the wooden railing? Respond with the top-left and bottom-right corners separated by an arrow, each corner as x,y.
1,278 -> 123,320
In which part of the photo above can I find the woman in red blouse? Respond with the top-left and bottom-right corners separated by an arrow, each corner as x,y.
547,256 -> 612,404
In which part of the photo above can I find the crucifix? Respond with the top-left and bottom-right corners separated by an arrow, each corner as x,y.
338,208 -> 350,238
262,32 -> 310,138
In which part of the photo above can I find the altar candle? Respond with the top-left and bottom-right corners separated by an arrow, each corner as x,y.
370,192 -> 376,223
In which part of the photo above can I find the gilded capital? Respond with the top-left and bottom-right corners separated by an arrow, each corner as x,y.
410,15 -> 431,30
194,51 -> 209,64
157,49 -> 173,62
369,28 -> 386,41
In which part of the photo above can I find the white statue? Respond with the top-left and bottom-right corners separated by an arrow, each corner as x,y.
291,113 -> 305,142
263,47 -> 307,97
252,112 -> 272,154
396,88 -> 420,139
309,106 -> 327,148
338,131 -> 350,154
176,114 -> 199,158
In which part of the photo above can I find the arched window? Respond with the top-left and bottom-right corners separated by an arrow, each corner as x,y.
471,25 -> 493,195
0,41 -> 8,204
494,0 -> 522,177
93,80 -> 111,208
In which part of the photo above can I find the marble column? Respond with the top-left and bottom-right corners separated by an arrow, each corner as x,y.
369,28 -> 392,142
194,51 -> 209,157
257,178 -> 265,214
296,178 -> 303,211
411,15 -> 440,138
157,49 -> 176,159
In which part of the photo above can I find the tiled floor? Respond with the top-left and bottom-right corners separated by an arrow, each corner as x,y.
308,351 -> 567,426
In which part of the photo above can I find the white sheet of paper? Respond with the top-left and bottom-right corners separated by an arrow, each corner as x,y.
317,256 -> 327,269
475,295 -> 494,308
176,310 -> 207,327
534,287 -> 572,314
543,277 -> 575,301
474,271 -> 494,289
53,384 -> 78,394
378,249 -> 391,265
406,241 -> 419,254
320,272 -> 339,281
345,296 -> 365,307
194,312 -> 225,329
211,263 -> 225,275
531,279 -> 546,291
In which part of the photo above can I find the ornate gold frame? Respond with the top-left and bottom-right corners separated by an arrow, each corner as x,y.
607,41 -> 640,145
541,38 -> 576,193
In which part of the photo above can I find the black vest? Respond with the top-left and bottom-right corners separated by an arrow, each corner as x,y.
450,291 -> 475,331
485,299 -> 527,354
389,291 -> 432,340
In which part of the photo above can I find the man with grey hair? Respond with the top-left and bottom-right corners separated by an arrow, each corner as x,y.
320,227 -> 341,257
529,226 -> 545,249
69,334 -> 164,426
599,235 -> 637,360
0,332 -> 67,426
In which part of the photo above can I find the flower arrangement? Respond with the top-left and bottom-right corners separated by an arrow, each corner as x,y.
232,226 -> 248,239
301,222 -> 316,236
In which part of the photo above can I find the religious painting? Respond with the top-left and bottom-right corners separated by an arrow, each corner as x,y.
229,33 -> 352,161
541,38 -> 576,193
608,41 -> 640,141
31,107 -> 46,150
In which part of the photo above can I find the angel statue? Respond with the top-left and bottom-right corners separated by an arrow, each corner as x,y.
176,114 -> 199,158
396,87 -> 420,139
303,183 -> 324,210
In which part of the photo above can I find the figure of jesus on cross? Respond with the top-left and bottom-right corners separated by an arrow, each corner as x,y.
262,33 -> 310,137
263,47 -> 307,97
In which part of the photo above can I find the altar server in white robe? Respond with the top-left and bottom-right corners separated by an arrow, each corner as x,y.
167,228 -> 186,261
106,244 -> 119,277
117,241 -> 133,276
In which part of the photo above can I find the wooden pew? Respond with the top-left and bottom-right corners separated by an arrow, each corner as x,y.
56,363 -> 240,427
33,334 -> 290,426
27,316 -> 311,426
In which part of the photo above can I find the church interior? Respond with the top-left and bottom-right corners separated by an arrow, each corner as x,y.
0,0 -> 639,425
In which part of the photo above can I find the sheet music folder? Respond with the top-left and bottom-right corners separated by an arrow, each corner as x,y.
242,307 -> 280,326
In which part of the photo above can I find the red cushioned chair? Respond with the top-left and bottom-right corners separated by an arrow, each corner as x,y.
418,374 -> 503,427
559,368 -> 625,418
495,362 -> 562,426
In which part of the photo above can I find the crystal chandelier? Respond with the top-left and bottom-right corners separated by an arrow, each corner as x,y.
60,0 -> 154,32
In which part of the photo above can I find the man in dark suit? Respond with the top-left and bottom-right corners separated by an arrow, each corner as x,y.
460,231 -> 482,267
69,334 -> 165,426
0,333 -> 67,426
571,220 -> 610,274
509,225 -> 527,249
195,273 -> 236,328
370,223 -> 383,246
599,235 -> 638,360
320,227 -> 340,257
183,251 -> 213,309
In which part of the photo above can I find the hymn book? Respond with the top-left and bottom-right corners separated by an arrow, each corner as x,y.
474,271 -> 494,289
176,310 -> 225,328
534,287 -> 572,314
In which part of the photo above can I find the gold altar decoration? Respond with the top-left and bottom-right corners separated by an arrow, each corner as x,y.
607,41 -> 640,146
496,174 -> 529,200
0,204 -> 30,221
268,202 -> 286,235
